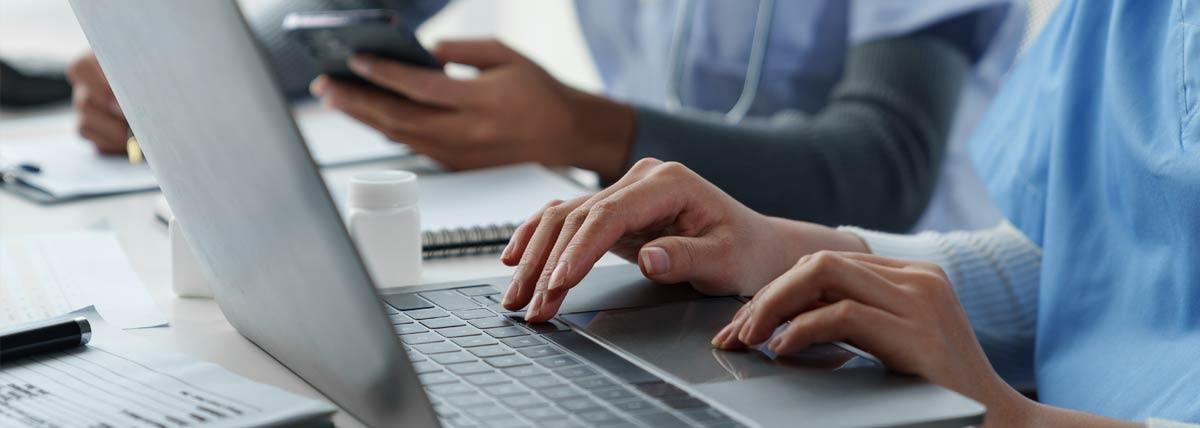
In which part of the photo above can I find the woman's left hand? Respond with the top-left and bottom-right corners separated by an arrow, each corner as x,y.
713,251 -> 1029,425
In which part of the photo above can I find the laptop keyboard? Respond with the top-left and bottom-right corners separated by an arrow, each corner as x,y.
383,285 -> 747,428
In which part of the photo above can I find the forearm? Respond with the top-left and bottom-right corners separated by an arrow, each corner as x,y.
616,32 -> 968,232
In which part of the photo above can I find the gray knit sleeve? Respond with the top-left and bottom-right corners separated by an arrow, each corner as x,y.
626,32 -> 968,232
244,0 -> 448,100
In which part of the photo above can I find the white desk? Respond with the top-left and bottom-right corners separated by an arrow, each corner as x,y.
0,115 -> 625,427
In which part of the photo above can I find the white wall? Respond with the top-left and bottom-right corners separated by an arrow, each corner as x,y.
0,0 -> 602,92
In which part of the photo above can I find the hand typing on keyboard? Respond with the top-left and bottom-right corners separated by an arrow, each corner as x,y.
499,158 -> 868,322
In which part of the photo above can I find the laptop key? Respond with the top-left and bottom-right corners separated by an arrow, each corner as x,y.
593,387 -> 638,403
573,376 -> 618,390
632,411 -> 692,428
407,352 -> 427,362
610,398 -> 658,414
401,332 -> 443,345
419,372 -> 457,385
455,308 -> 496,320
431,352 -> 477,365
517,406 -> 568,421
555,366 -> 597,379
534,355 -> 581,369
499,394 -> 545,409
503,365 -> 547,378
480,419 -> 531,428
384,293 -> 434,311
464,373 -> 510,386
412,361 -> 442,374
539,385 -> 583,400
484,327 -> 528,338
484,355 -> 531,368
481,383 -> 527,397
427,381 -> 475,396
519,375 -> 563,389
423,317 -> 466,329
415,341 -> 458,354
439,326 -> 483,338
382,304 -> 401,315
539,421 -> 585,428
395,324 -> 428,335
467,345 -> 513,358
447,362 -> 494,376
517,345 -> 562,359
406,307 -> 449,320
458,285 -> 500,296
453,336 -> 499,348
635,381 -> 687,398
577,409 -> 627,426
557,397 -> 603,412
515,319 -> 571,334
421,290 -> 481,311
465,405 -> 514,420
447,393 -> 494,408
501,336 -> 545,348
469,317 -> 514,329
389,313 -> 413,324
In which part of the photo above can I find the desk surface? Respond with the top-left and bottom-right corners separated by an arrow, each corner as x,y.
0,116 -> 624,426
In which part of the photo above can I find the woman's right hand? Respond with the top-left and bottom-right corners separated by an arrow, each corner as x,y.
66,52 -> 129,154
502,158 -> 869,322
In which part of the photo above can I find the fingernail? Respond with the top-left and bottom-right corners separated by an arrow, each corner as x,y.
502,281 -> 516,307
525,292 -> 542,321
738,320 -> 758,345
640,247 -> 670,275
768,336 -> 785,353
547,261 -> 570,290
309,77 -> 327,96
711,325 -> 732,347
348,55 -> 372,75
501,240 -> 515,261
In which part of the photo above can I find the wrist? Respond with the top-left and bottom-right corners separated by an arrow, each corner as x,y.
563,88 -> 635,182
772,219 -> 871,257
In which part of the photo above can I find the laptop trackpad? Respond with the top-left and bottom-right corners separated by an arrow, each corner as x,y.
559,298 -> 879,385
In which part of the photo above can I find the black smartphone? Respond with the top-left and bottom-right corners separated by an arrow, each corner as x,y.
283,9 -> 440,86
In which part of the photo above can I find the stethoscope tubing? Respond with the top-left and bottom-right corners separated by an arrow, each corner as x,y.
664,0 -> 775,124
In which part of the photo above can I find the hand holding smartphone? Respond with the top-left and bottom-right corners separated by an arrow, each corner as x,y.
283,9 -> 439,88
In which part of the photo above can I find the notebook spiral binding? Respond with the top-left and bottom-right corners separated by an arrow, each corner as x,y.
422,223 -> 519,259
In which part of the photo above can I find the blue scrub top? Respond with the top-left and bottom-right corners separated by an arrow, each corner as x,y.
574,0 -> 1011,116
970,0 -> 1200,420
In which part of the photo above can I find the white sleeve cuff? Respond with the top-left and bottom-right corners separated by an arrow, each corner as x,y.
1148,418 -> 1200,427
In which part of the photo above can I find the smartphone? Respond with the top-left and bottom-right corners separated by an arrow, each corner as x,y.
283,9 -> 440,86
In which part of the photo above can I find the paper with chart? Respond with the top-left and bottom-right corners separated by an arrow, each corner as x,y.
0,312 -> 335,427
0,108 -> 407,200
0,230 -> 166,329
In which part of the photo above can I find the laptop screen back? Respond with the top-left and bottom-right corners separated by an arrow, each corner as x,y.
67,1 -> 437,426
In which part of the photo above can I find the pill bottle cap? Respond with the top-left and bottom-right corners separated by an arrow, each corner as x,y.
348,170 -> 418,210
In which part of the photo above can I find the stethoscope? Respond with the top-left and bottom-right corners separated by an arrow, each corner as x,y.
663,0 -> 775,124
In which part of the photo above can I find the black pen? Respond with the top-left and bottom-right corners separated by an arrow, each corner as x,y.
0,317 -> 92,362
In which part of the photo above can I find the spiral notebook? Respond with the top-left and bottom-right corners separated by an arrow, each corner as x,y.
154,164 -> 590,258
412,164 -> 590,258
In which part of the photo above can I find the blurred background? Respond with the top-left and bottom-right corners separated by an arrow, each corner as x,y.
0,0 -> 604,118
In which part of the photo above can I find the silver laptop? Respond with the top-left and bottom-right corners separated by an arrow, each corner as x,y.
68,1 -> 985,427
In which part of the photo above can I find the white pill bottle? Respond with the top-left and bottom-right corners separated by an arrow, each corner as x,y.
346,170 -> 422,287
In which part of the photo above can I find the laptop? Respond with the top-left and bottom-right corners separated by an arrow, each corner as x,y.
67,1 -> 985,427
